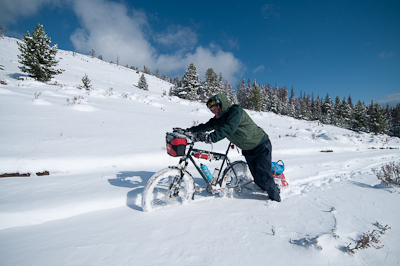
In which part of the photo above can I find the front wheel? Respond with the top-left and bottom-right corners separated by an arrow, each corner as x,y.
220,161 -> 253,192
141,166 -> 195,212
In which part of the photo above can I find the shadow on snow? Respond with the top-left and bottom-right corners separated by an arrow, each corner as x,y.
108,171 -> 270,212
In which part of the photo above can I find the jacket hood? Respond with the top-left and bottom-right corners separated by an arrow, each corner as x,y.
209,93 -> 230,116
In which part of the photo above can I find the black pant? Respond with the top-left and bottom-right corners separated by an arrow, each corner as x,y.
242,139 -> 281,202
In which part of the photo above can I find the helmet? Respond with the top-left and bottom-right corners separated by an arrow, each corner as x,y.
206,98 -> 221,109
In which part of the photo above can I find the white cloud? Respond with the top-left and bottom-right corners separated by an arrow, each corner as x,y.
378,51 -> 394,59
68,0 -> 242,82
253,65 -> 265,73
156,45 -> 242,82
153,25 -> 197,51
70,0 -> 155,67
261,4 -> 280,19
0,0 -> 62,25
377,93 -> 400,107
2,0 -> 243,83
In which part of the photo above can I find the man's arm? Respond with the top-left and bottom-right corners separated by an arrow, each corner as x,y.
188,117 -> 217,133
210,105 -> 243,142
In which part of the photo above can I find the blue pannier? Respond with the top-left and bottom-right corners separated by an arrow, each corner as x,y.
271,160 -> 284,175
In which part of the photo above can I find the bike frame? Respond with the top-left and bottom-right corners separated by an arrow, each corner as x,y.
178,141 -> 234,185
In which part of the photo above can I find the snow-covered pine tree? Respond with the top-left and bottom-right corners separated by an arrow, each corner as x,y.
269,86 -> 279,114
390,104 -> 400,137
221,79 -> 238,104
350,100 -> 369,132
237,78 -> 249,109
369,102 -> 388,134
17,23 -> 64,82
333,96 -> 342,126
201,68 -> 221,101
180,63 -> 201,100
339,97 -> 352,128
347,95 -> 354,110
248,81 -> 263,111
169,77 -> 181,97
321,93 -> 334,124
303,94 -> 312,120
298,101 -> 310,120
138,74 -> 148,90
279,86 -> 289,115
286,87 -> 296,118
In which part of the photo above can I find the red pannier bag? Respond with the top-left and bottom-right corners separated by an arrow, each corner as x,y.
166,132 -> 187,157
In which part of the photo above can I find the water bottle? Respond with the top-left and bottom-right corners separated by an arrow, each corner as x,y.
201,164 -> 213,181
213,168 -> 220,179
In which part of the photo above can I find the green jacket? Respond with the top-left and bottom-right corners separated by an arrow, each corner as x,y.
189,94 -> 268,151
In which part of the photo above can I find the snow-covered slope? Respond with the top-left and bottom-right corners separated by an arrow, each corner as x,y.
1,37 -> 400,266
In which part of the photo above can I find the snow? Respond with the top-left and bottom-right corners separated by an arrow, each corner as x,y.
1,36 -> 400,265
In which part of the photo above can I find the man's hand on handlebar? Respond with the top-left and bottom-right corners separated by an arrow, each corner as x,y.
193,132 -> 212,144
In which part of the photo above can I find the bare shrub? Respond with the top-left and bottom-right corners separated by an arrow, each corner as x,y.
376,161 -> 400,186
67,96 -> 87,105
346,230 -> 383,254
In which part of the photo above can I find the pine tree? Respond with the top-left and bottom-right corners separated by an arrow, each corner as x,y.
311,95 -> 322,121
180,63 -> 201,100
390,104 -> 400,137
286,87 -> 296,118
201,68 -> 220,101
222,80 -> 237,104
237,78 -> 249,109
249,81 -> 263,111
80,73 -> 92,90
333,96 -> 342,126
169,77 -> 181,97
347,95 -> 354,110
321,93 -> 333,124
350,100 -> 369,132
17,23 -> 64,82
339,97 -> 352,128
280,86 -> 289,115
369,102 -> 388,134
138,74 -> 148,90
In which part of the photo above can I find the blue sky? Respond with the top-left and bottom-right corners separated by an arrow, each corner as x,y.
1,0 -> 399,106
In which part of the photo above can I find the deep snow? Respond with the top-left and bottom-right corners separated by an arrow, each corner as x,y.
1,37 -> 400,266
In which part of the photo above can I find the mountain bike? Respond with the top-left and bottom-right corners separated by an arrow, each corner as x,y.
141,128 -> 253,212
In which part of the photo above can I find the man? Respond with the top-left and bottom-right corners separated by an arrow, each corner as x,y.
187,93 -> 281,202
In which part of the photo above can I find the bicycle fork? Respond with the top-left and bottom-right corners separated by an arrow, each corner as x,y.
170,160 -> 189,197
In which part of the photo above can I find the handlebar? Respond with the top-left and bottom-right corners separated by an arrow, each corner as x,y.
172,128 -> 208,144
172,128 -> 195,142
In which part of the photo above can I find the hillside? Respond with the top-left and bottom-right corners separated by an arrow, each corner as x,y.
1,36 -> 400,266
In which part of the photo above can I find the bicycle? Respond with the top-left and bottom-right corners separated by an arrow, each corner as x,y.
141,128 -> 253,212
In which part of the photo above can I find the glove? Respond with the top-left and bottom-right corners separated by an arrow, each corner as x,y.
194,132 -> 212,144
204,134 -> 212,144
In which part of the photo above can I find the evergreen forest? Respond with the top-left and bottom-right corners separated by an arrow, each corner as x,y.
167,63 -> 399,137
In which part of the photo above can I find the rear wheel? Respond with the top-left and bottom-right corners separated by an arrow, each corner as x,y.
221,161 -> 253,192
141,166 -> 195,212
